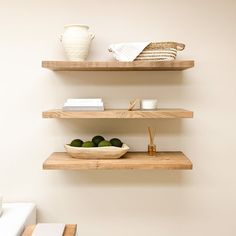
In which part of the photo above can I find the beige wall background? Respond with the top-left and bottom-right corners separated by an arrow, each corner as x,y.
1,0 -> 236,235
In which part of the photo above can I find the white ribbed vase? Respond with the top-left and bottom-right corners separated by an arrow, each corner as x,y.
61,24 -> 94,61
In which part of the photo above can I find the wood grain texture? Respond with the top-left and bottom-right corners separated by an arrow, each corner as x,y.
63,225 -> 77,236
42,60 -> 194,71
43,152 -> 193,170
21,225 -> 35,236
22,224 -> 77,236
42,109 -> 193,119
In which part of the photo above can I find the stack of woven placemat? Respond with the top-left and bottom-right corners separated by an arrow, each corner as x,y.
135,42 -> 185,61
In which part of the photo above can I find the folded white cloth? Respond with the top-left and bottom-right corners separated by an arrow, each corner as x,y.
32,224 -> 65,236
108,42 -> 151,61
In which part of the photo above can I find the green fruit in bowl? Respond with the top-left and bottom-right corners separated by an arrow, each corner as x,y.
98,140 -> 112,147
82,141 -> 95,148
70,139 -> 83,147
92,135 -> 105,146
110,138 -> 123,147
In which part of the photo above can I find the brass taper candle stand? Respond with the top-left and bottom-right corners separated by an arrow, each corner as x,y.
147,126 -> 157,156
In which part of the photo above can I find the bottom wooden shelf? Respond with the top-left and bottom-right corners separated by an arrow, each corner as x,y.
43,152 -> 192,170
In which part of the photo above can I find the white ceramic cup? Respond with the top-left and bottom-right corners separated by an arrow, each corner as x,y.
140,99 -> 158,110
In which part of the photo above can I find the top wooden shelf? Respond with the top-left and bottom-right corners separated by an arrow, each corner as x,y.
42,60 -> 194,71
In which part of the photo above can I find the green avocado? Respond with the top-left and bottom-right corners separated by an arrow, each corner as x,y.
82,141 -> 95,148
92,135 -> 105,146
70,139 -> 83,147
98,140 -> 112,147
110,138 -> 123,147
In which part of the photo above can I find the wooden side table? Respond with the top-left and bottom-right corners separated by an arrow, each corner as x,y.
22,224 -> 77,236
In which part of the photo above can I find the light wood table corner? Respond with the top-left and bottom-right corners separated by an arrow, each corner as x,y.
22,224 -> 77,236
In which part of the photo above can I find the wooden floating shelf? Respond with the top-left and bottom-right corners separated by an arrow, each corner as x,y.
42,109 -> 193,119
43,152 -> 192,170
42,60 -> 194,71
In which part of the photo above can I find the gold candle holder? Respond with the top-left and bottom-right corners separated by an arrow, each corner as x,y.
147,127 -> 157,156
148,144 -> 157,156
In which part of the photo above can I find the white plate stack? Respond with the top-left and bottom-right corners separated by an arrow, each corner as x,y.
63,98 -> 104,111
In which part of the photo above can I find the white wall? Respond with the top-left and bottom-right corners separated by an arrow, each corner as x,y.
1,0 -> 236,235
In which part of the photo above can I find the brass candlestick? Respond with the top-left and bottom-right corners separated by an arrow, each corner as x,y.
147,127 -> 157,156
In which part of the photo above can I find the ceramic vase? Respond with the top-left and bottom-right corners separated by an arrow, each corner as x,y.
61,24 -> 94,61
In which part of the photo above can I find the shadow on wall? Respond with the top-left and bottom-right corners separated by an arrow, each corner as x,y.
56,119 -> 183,135
46,170 -> 192,188
46,169 -> 192,187
54,71 -> 185,86
39,170 -> 193,224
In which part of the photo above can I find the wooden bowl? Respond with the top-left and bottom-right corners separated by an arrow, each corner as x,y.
64,144 -> 130,159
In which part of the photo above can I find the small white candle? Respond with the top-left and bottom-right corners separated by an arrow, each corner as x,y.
140,99 -> 158,110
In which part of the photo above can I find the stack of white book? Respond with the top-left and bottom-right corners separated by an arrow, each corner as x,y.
63,98 -> 104,111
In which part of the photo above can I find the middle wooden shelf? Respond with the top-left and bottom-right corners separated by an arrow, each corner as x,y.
42,108 -> 193,119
